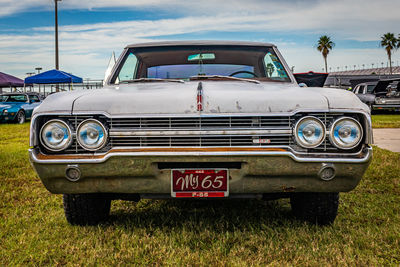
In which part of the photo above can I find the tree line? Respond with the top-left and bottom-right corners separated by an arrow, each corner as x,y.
316,33 -> 399,75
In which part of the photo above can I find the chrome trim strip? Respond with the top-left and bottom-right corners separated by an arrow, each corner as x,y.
109,129 -> 292,137
33,109 -> 366,119
29,146 -> 372,164
373,104 -> 400,108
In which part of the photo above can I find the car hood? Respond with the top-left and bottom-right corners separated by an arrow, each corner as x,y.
0,103 -> 11,108
0,103 -> 16,111
34,81 -> 369,116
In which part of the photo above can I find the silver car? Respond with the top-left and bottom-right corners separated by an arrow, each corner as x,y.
29,41 -> 373,225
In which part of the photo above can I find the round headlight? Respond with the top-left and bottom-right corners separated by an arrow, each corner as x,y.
295,116 -> 326,148
329,117 -> 363,149
40,119 -> 72,151
76,119 -> 107,151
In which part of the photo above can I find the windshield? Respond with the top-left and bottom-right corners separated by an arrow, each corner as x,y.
0,95 -> 27,102
112,46 -> 291,84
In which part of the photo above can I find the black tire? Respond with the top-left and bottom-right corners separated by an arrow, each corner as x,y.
63,194 -> 111,225
15,110 -> 25,124
290,192 -> 339,225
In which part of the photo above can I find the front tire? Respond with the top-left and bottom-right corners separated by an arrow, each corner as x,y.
63,194 -> 111,225
290,192 -> 339,225
15,110 -> 25,124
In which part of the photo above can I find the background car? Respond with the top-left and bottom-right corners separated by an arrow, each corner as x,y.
353,78 -> 400,112
0,92 -> 42,123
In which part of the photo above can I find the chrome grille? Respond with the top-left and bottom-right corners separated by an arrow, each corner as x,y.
38,113 -> 363,154
106,116 -> 292,148
107,116 -> 291,129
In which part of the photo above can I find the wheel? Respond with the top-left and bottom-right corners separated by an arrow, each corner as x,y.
290,192 -> 339,225
15,110 -> 25,124
63,194 -> 111,225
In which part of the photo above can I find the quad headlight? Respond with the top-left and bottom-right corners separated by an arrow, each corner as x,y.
76,119 -> 107,151
329,117 -> 363,149
294,116 -> 326,148
40,119 -> 72,151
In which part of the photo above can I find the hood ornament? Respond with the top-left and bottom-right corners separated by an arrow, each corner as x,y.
197,82 -> 203,111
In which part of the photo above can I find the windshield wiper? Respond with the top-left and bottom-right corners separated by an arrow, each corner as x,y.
189,75 -> 260,84
120,78 -> 185,84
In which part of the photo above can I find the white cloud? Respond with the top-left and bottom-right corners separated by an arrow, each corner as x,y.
1,0 -> 400,78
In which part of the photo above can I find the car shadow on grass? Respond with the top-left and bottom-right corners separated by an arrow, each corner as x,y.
106,199 -> 302,231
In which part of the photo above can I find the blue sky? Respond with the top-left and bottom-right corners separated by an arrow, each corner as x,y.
0,0 -> 399,79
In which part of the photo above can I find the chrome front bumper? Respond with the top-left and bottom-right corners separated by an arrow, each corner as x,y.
29,146 -> 372,195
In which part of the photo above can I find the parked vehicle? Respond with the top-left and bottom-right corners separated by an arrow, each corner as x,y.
29,41 -> 373,226
353,79 -> 400,111
293,71 -> 329,87
0,92 -> 42,123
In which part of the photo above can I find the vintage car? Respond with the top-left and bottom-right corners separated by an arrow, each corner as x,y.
353,79 -> 400,111
29,41 -> 373,226
0,92 -> 42,123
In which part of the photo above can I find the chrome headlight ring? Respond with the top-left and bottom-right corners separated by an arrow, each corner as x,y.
294,116 -> 326,148
76,119 -> 108,151
329,117 -> 363,150
39,119 -> 73,152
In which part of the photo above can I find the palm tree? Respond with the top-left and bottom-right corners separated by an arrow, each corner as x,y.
317,35 -> 335,73
380,32 -> 398,74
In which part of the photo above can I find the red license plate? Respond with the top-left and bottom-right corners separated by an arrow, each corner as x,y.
171,169 -> 229,198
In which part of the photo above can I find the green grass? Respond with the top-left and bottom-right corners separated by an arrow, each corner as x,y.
1,123 -> 400,265
371,114 -> 400,128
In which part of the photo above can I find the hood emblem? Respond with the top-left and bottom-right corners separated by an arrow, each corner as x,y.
253,138 -> 271,144
197,82 -> 203,111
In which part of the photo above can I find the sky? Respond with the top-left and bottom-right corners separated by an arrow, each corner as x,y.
0,0 -> 400,80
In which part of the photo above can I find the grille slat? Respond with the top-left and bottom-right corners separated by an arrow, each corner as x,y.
110,136 -> 291,147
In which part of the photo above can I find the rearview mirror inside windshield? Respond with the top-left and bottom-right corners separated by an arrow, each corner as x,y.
188,53 -> 215,61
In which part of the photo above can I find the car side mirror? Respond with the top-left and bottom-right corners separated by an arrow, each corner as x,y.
298,83 -> 308,88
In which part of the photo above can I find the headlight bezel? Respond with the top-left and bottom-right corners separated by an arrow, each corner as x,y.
294,116 -> 326,149
76,119 -> 108,151
39,119 -> 73,152
329,117 -> 363,150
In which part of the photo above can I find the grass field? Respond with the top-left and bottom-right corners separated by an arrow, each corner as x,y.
371,114 -> 400,128
1,123 -> 399,265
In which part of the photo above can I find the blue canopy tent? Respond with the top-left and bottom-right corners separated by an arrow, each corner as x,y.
24,69 -> 83,94
25,69 -> 83,84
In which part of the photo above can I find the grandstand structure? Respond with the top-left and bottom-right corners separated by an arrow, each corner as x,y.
329,66 -> 400,76
325,66 -> 400,88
